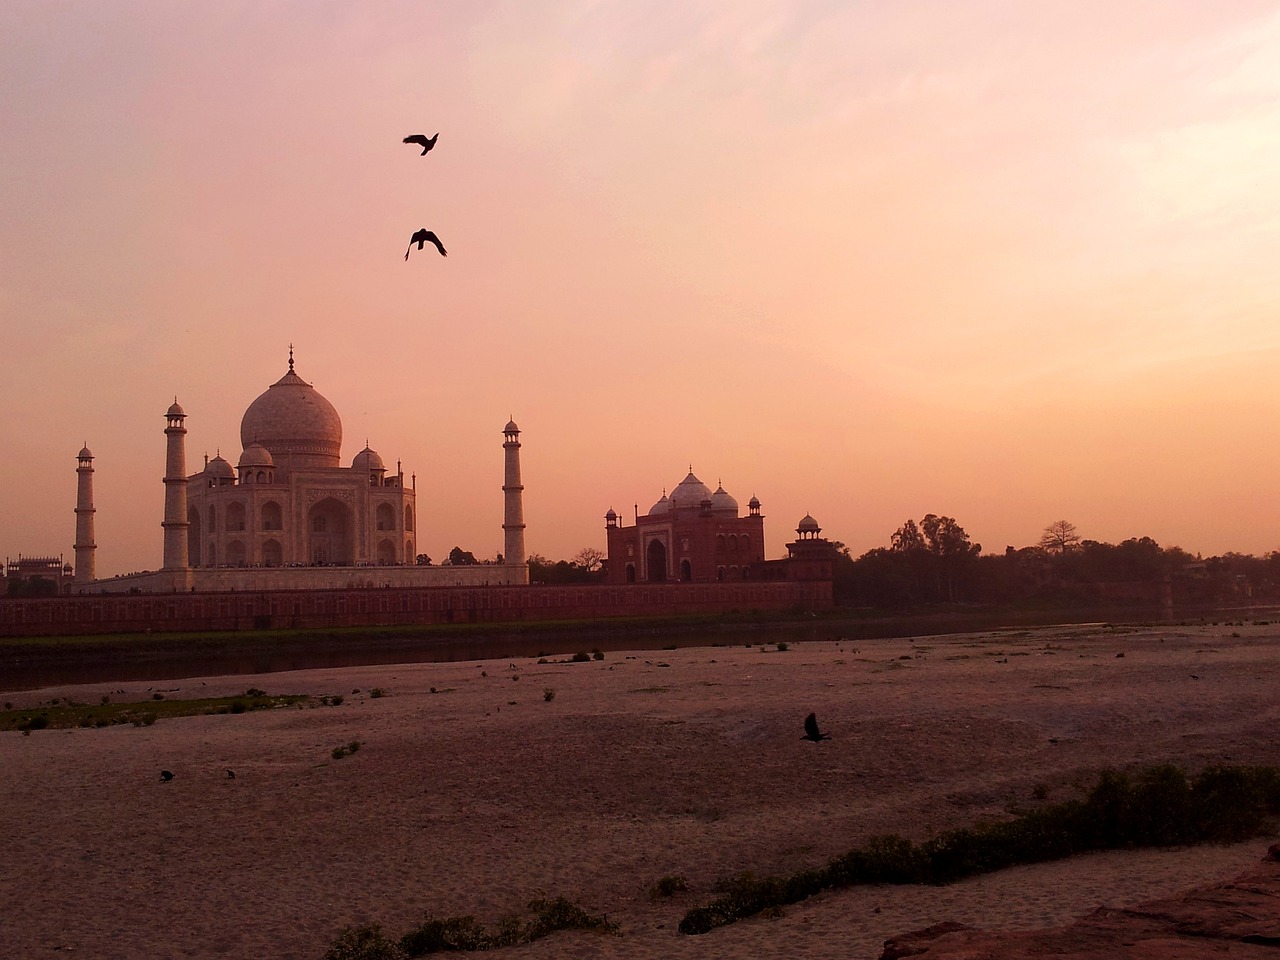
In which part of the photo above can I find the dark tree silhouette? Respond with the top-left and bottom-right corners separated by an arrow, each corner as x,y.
1039,520 -> 1082,554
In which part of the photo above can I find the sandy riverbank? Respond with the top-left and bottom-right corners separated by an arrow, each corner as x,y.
2,620 -> 1277,959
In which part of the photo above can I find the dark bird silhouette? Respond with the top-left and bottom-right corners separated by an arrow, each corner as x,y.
801,713 -> 830,742
403,133 -> 438,155
405,229 -> 447,260
160,770 -> 174,782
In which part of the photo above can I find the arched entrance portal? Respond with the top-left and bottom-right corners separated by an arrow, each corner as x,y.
308,497 -> 354,565
646,539 -> 668,582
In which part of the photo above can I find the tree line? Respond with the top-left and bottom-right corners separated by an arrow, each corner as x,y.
833,516 -> 1280,609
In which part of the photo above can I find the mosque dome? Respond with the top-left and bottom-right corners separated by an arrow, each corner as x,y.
78,445 -> 93,460
352,445 -> 385,472
205,454 -> 236,480
239,358 -> 342,469
237,443 -> 274,469
710,483 -> 739,516
648,493 -> 671,516
669,471 -> 713,509
797,514 -> 821,534
605,508 -> 618,521
504,419 -> 520,434
167,401 -> 186,418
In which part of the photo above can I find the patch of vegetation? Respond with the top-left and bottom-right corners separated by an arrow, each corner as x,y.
324,924 -> 401,960
0,691 -> 310,732
650,874 -> 689,899
331,740 -> 362,760
328,897 -> 619,958
678,763 -> 1280,936
370,688 -> 387,698
542,688 -> 555,702
571,651 -> 591,662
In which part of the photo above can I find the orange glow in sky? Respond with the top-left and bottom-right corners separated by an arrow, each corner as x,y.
3,2 -> 1280,576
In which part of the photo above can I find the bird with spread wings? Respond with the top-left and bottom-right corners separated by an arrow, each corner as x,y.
403,133 -> 438,155
405,229 -> 447,260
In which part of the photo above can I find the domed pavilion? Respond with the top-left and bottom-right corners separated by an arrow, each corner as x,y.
603,469 -> 767,583
184,351 -> 417,569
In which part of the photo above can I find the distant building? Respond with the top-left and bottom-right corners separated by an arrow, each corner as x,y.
604,470 -> 835,584
3,555 -> 74,595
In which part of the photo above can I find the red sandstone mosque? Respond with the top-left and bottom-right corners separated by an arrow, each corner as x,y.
603,470 -> 835,585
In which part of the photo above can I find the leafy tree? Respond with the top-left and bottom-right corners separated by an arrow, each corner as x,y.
1038,520 -> 1081,555
446,546 -> 478,566
891,519 -> 925,553
414,554 -> 432,566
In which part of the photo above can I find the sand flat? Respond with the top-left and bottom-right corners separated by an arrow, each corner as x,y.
2,621 -> 1277,960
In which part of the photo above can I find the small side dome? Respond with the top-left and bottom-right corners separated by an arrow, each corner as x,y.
748,496 -> 761,509
648,493 -> 671,516
605,508 -> 618,521
353,445 -> 385,472
167,400 -> 186,418
504,419 -> 520,434
797,514 -> 821,534
77,445 -> 93,460
238,444 -> 274,469
206,454 -> 236,479
711,483 -> 739,515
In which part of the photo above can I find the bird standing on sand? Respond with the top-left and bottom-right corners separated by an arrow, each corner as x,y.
801,713 -> 830,742
405,229 -> 447,260
403,133 -> 438,155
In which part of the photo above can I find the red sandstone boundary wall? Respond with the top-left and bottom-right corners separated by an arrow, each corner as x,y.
0,581 -> 833,637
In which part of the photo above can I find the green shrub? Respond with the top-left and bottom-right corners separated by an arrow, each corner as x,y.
325,924 -> 403,960
399,916 -> 485,955
394,898 -> 617,955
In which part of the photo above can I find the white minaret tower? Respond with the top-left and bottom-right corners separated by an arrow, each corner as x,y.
74,444 -> 96,583
162,400 -> 190,570
502,419 -> 526,574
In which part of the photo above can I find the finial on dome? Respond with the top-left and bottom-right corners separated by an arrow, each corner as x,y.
288,343 -> 294,372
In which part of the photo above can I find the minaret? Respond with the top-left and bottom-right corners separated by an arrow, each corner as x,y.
74,445 -> 96,583
502,419 -> 526,571
162,400 -> 190,570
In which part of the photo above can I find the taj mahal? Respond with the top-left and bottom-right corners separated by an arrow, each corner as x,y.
73,351 -> 529,593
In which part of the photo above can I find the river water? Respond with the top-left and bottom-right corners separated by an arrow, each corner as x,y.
10,604 -> 1258,692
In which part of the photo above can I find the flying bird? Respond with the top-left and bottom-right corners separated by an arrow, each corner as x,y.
160,770 -> 174,782
403,133 -> 439,155
801,713 -> 830,742
405,229 -> 447,260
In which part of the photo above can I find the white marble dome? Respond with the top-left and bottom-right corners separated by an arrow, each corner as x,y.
240,361 -> 342,469
669,471 -> 713,508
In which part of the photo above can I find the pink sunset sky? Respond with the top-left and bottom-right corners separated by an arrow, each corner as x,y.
2,1 -> 1279,577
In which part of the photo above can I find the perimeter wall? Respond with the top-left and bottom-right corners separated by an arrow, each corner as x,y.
0,580 -> 832,637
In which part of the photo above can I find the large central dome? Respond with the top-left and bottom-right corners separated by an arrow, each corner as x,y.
240,361 -> 342,470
